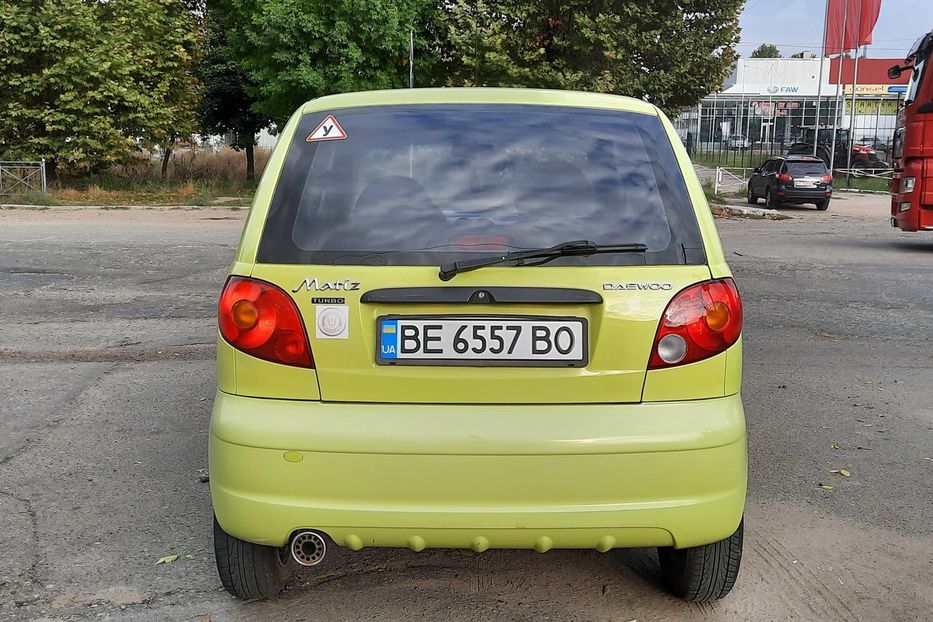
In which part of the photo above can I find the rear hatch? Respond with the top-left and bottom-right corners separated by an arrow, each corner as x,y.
252,103 -> 710,404
785,160 -> 831,189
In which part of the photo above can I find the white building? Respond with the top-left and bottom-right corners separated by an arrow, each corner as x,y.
677,57 -> 908,159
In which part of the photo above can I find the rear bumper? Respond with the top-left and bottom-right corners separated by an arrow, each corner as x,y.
891,175 -> 933,231
210,392 -> 747,551
776,186 -> 832,203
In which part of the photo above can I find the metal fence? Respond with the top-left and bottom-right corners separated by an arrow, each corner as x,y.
712,165 -> 892,196
676,94 -> 901,173
714,167 -> 754,195
0,160 -> 47,196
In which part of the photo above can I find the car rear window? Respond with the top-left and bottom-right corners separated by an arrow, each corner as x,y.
258,104 -> 705,266
786,161 -> 828,176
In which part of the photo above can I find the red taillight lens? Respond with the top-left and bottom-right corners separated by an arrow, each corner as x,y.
777,173 -> 793,182
218,276 -> 313,368
821,174 -> 833,183
648,278 -> 743,369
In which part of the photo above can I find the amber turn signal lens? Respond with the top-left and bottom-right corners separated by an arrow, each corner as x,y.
231,300 -> 259,330
705,301 -> 731,332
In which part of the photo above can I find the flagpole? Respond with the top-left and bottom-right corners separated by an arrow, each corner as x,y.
846,3 -> 863,184
830,0 -> 849,172
847,49 -> 862,161
814,0 -> 830,157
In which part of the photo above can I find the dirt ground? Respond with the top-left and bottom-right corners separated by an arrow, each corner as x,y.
1,194 -> 932,621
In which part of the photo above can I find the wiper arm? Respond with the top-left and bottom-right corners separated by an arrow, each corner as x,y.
438,240 -> 648,281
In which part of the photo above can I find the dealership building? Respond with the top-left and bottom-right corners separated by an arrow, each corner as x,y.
676,56 -> 910,158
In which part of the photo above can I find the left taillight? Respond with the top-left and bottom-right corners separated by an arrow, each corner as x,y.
777,173 -> 793,182
648,278 -> 743,369
218,276 -> 313,368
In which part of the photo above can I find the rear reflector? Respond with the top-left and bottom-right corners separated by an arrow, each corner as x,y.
648,278 -> 742,369
219,276 -> 313,368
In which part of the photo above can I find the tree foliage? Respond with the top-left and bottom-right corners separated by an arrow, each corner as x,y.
0,0 -> 200,174
429,1 -> 744,115
197,15 -> 271,179
211,0 -> 435,126
751,43 -> 782,58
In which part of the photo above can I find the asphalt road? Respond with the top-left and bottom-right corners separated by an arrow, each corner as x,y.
1,196 -> 931,621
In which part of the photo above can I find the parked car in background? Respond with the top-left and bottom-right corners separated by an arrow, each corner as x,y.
210,88 -> 747,604
727,135 -> 751,150
747,155 -> 833,210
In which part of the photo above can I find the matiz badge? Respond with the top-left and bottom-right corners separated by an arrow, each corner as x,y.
293,278 -> 360,292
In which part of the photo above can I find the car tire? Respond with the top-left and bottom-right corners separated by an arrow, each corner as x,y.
214,516 -> 293,600
766,188 -> 780,209
658,519 -> 743,602
816,199 -> 830,211
746,184 -> 757,205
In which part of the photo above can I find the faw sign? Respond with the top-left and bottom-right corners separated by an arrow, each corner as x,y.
760,85 -> 801,95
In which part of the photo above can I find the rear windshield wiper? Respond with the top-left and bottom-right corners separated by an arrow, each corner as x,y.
438,240 -> 648,281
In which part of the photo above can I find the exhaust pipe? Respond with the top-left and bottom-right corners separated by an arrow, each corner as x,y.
290,531 -> 327,566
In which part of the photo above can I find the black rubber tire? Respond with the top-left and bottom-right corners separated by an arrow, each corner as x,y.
657,519 -> 743,602
746,183 -> 757,205
765,187 -> 780,209
213,516 -> 293,600
815,199 -> 830,211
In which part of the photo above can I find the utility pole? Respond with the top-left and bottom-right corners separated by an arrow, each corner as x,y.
409,30 -> 414,88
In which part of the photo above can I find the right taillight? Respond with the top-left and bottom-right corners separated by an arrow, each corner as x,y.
821,174 -> 833,183
648,278 -> 743,369
218,276 -> 313,368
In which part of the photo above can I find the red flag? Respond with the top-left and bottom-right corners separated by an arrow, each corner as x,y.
824,0 -> 883,56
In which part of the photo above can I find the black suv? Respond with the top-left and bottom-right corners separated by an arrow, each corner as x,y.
747,155 -> 833,211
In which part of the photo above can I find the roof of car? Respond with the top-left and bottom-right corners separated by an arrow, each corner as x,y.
301,88 -> 660,117
776,155 -> 826,162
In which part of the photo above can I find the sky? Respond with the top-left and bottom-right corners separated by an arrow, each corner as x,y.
738,0 -> 933,60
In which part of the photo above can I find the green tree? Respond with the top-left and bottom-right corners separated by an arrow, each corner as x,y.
751,43 -> 782,58
429,1 -> 744,115
0,0 -> 200,178
211,0 -> 434,126
197,15 -> 271,180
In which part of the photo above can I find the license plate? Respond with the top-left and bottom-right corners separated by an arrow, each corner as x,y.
794,178 -> 817,188
376,316 -> 587,366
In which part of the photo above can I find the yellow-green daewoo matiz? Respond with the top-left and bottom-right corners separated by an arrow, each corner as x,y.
211,88 -> 746,602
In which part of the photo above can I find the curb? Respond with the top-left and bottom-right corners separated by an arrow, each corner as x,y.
834,188 -> 890,195
710,203 -> 791,220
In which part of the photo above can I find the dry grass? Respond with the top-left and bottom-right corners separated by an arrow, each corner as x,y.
19,147 -> 266,206
43,182 -> 250,206
113,147 -> 270,182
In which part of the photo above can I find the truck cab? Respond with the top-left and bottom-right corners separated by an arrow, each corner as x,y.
890,31 -> 933,232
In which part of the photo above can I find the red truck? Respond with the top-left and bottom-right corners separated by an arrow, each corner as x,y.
890,31 -> 933,231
